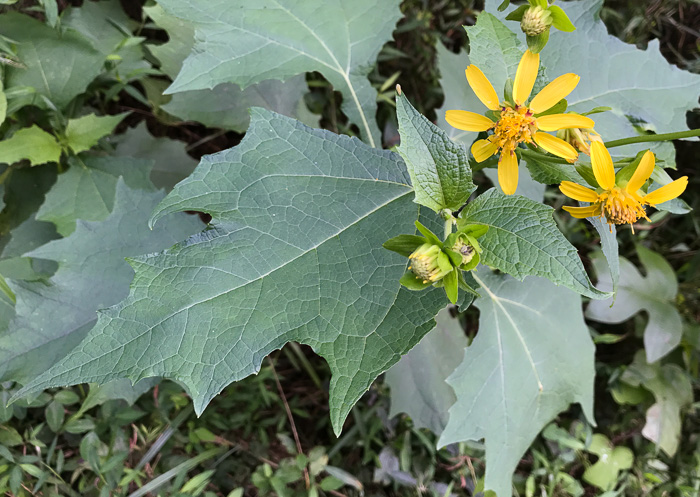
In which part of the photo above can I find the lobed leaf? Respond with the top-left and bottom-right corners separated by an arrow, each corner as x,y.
385,307 -> 468,434
0,13 -> 105,110
156,0 -> 402,147
35,156 -> 154,236
0,180 -> 202,385
439,268 -> 595,497
587,246 -> 681,363
15,109 -> 459,435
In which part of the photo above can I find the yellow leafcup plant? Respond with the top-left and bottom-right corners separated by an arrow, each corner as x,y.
445,49 -> 594,195
560,141 -> 688,231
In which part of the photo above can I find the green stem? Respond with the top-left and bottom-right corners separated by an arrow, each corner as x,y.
444,219 -> 453,240
519,149 -> 569,164
604,128 -> 700,148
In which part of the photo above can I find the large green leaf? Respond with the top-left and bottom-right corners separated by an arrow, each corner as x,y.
0,166 -> 58,282
620,351 -> 693,456
35,156 -> 153,236
0,180 -> 202,384
14,109 -> 456,435
0,13 -> 105,110
396,92 -> 476,213
111,122 -> 197,191
586,246 -> 681,363
385,307 -> 468,434
491,0 -> 700,165
144,4 -> 316,133
62,0 -> 149,79
460,188 -> 609,299
156,0 -> 402,147
439,268 -> 595,497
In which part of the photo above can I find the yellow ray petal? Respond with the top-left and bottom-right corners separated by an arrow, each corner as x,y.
560,181 -> 599,202
563,204 -> 602,219
590,140 -> 615,190
445,110 -> 494,131
642,176 -> 688,205
466,65 -> 500,111
533,132 -> 578,161
625,150 -> 655,194
513,50 -> 539,105
471,138 -> 499,163
529,73 -> 580,114
536,113 -> 595,131
498,150 -> 519,195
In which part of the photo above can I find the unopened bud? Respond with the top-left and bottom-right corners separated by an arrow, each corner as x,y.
521,6 -> 552,36
557,127 -> 602,155
451,236 -> 475,266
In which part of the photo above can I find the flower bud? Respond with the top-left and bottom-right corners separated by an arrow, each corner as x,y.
408,243 -> 453,284
557,127 -> 602,155
521,6 -> 552,36
451,236 -> 476,266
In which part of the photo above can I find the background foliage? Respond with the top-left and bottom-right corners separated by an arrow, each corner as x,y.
0,0 -> 698,496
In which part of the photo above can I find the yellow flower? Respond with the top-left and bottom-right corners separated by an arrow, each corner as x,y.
560,141 -> 688,231
446,50 -> 594,195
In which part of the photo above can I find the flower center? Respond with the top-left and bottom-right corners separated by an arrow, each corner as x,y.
599,187 -> 648,225
492,105 -> 538,153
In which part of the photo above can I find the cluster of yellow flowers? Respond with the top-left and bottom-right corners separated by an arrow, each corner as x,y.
446,49 -> 688,232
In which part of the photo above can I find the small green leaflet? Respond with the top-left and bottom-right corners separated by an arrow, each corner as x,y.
145,4 -> 316,133
35,156 -> 153,236
385,307 -> 468,434
395,92 -> 476,213
586,246 -> 681,363
439,268 -> 595,497
0,13 -> 105,110
582,434 -> 634,491
64,113 -> 129,155
156,0 -> 402,147
460,188 -> 609,299
0,180 -> 202,384
14,109 -> 455,435
0,126 -> 62,166
620,351 -> 693,456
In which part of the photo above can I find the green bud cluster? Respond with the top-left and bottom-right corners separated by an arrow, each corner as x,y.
521,6 -> 552,36
383,221 -> 489,304
505,1 -> 577,54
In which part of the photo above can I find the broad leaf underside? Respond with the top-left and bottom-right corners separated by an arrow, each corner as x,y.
440,269 -> 596,497
17,109 -> 454,434
158,0 -> 402,147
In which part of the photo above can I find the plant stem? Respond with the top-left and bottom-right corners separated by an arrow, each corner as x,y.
519,149 -> 569,164
604,128 -> 700,148
444,219 -> 453,239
